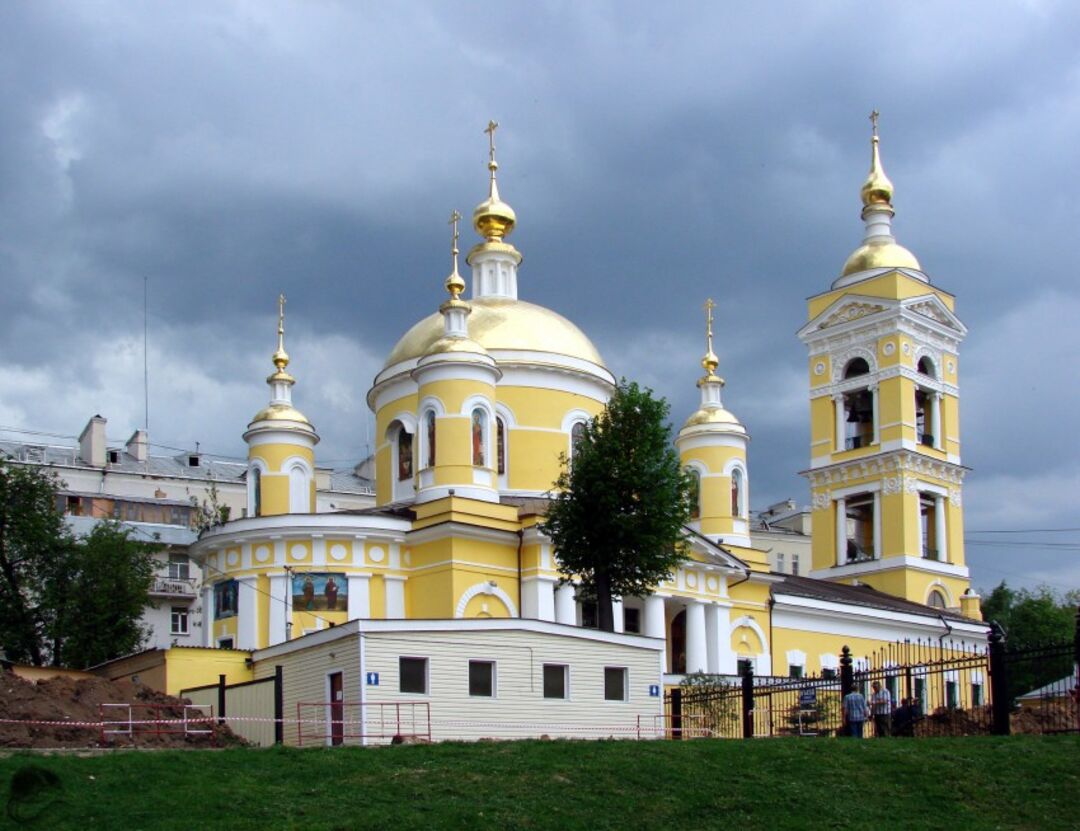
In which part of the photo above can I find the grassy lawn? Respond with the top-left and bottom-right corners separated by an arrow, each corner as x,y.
1,736 -> 1076,830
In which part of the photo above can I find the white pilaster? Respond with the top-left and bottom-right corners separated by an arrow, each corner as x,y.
644,594 -> 667,673
932,392 -> 943,449
612,597 -> 625,634
268,573 -> 289,647
236,575 -> 258,650
348,574 -> 372,620
555,583 -> 577,625
202,586 -> 215,647
384,575 -> 406,619
934,495 -> 948,562
704,603 -> 733,674
873,491 -> 882,559
835,497 -> 847,565
833,394 -> 844,452
870,383 -> 880,445
685,601 -> 707,675
521,576 -> 556,621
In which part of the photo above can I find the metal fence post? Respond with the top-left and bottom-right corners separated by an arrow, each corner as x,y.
1073,606 -> 1080,734
741,661 -> 754,739
670,687 -> 683,740
217,674 -> 226,728
274,665 -> 284,745
988,622 -> 1010,736
839,646 -> 853,698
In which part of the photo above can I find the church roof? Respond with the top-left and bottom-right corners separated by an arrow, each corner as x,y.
773,573 -> 974,623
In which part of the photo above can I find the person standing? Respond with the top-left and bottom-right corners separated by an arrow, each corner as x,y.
870,681 -> 892,737
842,688 -> 869,738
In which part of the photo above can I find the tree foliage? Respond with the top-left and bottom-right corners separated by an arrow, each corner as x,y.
0,458 -> 158,668
981,581 -> 1079,650
542,379 -> 692,632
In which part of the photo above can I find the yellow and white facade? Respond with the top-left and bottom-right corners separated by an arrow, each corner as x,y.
188,118 -> 986,704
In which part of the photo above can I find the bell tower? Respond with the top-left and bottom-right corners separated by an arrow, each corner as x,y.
798,113 -> 975,614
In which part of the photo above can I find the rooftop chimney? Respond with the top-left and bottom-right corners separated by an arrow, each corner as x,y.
126,429 -> 149,463
79,415 -> 107,467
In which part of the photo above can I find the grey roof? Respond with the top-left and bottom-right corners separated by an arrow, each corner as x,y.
774,573 -> 975,623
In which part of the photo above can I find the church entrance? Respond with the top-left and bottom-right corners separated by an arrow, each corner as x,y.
670,610 -> 687,674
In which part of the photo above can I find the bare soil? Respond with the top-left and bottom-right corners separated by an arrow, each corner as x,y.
0,668 -> 242,749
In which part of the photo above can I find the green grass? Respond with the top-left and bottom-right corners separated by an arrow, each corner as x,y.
1,736 -> 1077,830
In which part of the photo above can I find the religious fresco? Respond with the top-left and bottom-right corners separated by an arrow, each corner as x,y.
398,430 -> 413,481
292,573 -> 347,612
214,579 -> 238,620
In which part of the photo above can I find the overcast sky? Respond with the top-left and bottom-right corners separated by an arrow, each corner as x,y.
1,2 -> 1077,594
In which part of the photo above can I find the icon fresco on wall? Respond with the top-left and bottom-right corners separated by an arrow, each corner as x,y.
214,579 -> 238,619
292,573 -> 347,612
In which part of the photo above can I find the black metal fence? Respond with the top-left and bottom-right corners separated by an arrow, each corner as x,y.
665,606 -> 1079,739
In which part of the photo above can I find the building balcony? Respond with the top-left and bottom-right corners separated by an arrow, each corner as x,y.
149,576 -> 197,599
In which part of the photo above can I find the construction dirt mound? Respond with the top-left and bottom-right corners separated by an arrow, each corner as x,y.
0,669 -> 244,749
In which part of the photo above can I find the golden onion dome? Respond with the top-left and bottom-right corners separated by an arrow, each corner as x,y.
840,240 -> 921,279
473,173 -> 516,241
682,406 -> 745,431
249,403 -> 312,427
383,298 -> 606,370
860,139 -> 894,208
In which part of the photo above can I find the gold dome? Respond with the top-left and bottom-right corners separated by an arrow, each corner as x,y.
383,298 -> 606,369
840,240 -> 921,278
249,403 -> 312,426
683,406 -> 743,430
861,110 -> 894,208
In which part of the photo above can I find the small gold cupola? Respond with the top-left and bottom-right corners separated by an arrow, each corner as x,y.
472,120 -> 517,242
682,300 -> 745,432
427,210 -> 486,356
246,294 -> 317,435
836,111 -> 923,285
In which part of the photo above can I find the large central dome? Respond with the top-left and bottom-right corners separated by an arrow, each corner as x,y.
383,297 -> 607,370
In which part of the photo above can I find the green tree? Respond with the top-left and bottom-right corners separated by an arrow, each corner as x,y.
0,459 -> 71,665
50,521 -> 157,668
0,458 -> 158,667
542,379 -> 692,632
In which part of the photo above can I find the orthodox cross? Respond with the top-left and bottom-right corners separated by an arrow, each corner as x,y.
870,109 -> 880,139
704,298 -> 716,354
277,293 -> 286,342
449,209 -> 461,257
484,120 -> 499,166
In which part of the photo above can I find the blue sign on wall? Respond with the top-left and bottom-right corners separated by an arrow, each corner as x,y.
799,688 -> 817,707
649,684 -> 661,697
366,672 -> 380,686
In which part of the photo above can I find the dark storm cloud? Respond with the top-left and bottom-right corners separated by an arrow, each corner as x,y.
1,1 -> 1078,590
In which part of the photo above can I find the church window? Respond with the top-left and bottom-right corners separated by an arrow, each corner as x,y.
570,421 -> 586,463
917,356 -> 936,377
736,658 -> 753,677
623,607 -> 641,634
496,416 -> 506,475
471,408 -> 487,467
250,467 -> 262,517
791,553 -> 800,576
777,552 -> 785,574
844,357 -> 870,379
731,468 -> 744,518
397,428 -> 413,481
821,668 -> 837,681
844,495 -> 875,562
399,657 -> 428,694
927,589 -> 947,609
788,664 -> 803,679
543,664 -> 568,699
468,660 -> 495,697
424,410 -> 436,468
581,601 -> 598,629
971,682 -> 984,706
946,680 -> 959,709
839,357 -> 875,451
288,464 -> 309,513
604,667 -> 627,701
686,468 -> 701,519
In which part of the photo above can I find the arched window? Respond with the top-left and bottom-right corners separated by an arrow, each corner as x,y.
844,357 -> 870,379
251,468 -> 262,517
570,422 -> 586,463
496,417 -> 506,476
424,410 -> 436,469
288,464 -> 309,513
397,428 -> 413,481
731,468 -> 743,518
917,356 -> 935,377
471,408 -> 487,467
686,468 -> 701,520
927,589 -> 947,609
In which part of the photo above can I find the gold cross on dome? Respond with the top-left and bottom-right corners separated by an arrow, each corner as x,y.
448,209 -> 461,256
484,120 -> 499,165
704,298 -> 716,350
277,293 -> 286,338
870,109 -> 880,138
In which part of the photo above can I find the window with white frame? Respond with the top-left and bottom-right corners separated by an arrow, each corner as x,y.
604,667 -> 627,701
399,656 -> 428,694
468,660 -> 495,697
776,552 -> 785,574
170,606 -> 189,635
791,553 -> 800,576
839,357 -> 875,451
543,664 -> 568,699
168,554 -> 190,580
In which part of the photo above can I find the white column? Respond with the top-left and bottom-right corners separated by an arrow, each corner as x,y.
384,575 -> 406,619
685,601 -> 707,675
536,578 -> 556,622
873,491 -> 882,560
870,384 -> 880,445
704,603 -> 734,674
833,394 -> 845,452
555,583 -> 577,625
644,594 -> 668,674
835,497 -> 847,566
202,585 -> 215,647
348,574 -> 371,620
932,392 -> 943,449
612,597 -> 625,634
236,575 -> 258,650
934,495 -> 948,562
268,574 -> 289,647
